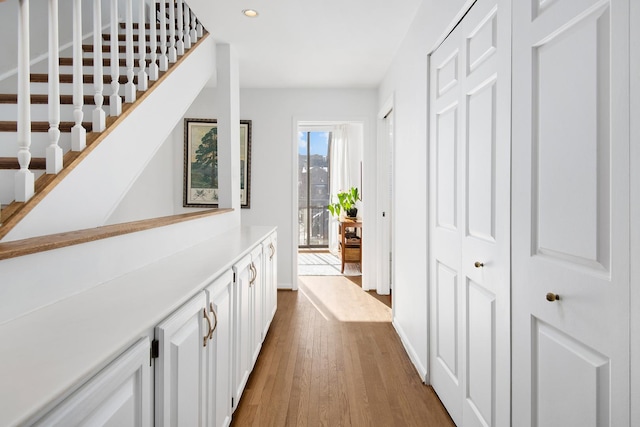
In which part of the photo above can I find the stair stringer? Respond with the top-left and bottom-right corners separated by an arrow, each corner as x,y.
1,35 -> 216,242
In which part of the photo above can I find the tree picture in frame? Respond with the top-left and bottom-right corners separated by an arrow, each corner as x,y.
184,118 -> 252,208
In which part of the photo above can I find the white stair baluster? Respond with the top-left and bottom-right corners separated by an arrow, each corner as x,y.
183,1 -> 191,49
196,18 -> 203,37
176,0 -> 184,55
168,0 -> 177,62
149,0 -> 159,80
158,0 -> 169,71
137,0 -> 148,90
71,0 -> 86,152
124,0 -> 136,102
47,0 -> 62,174
190,8 -> 197,43
109,0 -> 122,116
16,0 -> 34,202
92,0 -> 106,132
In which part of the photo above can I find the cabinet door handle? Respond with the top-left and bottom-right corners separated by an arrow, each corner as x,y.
208,302 -> 218,341
203,307 -> 213,347
269,243 -> 275,260
249,263 -> 256,286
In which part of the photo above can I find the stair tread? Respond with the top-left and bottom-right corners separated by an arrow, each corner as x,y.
0,157 -> 46,170
30,73 -> 136,85
82,44 -> 154,53
0,121 -> 93,133
0,94 -> 114,105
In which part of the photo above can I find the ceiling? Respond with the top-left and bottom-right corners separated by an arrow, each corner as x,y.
193,0 -> 423,88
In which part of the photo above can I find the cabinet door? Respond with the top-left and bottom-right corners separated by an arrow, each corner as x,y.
205,271 -> 233,427
155,291 -> 208,427
34,338 -> 151,427
262,233 -> 277,338
250,246 -> 263,367
232,255 -> 252,412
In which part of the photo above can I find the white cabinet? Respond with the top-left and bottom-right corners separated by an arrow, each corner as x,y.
262,232 -> 277,339
15,229 -> 278,427
231,254 -> 253,411
155,291 -> 209,427
34,338 -> 152,427
205,271 -> 234,427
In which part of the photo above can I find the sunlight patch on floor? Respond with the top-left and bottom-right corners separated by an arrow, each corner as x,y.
297,275 -> 391,323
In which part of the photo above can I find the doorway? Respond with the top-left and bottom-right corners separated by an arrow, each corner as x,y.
295,122 -> 365,282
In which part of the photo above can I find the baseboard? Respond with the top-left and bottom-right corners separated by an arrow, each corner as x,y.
392,318 -> 427,382
277,283 -> 294,290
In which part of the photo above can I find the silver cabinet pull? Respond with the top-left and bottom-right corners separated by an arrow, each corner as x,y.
203,307 -> 213,347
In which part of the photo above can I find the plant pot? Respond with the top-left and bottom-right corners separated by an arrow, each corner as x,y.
346,208 -> 358,218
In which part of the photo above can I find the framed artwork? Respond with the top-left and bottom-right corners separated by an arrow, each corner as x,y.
183,118 -> 252,208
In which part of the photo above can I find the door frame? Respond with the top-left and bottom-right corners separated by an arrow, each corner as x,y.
629,1 -> 639,424
291,117 -> 374,291
376,94 -> 395,297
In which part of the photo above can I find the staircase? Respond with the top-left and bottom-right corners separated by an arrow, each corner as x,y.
0,0 -> 213,241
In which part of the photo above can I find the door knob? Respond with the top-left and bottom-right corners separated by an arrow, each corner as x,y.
474,261 -> 484,268
546,293 -> 560,302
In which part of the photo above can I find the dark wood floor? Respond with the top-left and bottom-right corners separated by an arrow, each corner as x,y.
231,275 -> 455,427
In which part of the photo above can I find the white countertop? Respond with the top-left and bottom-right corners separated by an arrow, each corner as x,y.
0,225 -> 276,426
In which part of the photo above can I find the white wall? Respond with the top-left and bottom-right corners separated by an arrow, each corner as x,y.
377,0 -> 468,379
239,89 -> 376,289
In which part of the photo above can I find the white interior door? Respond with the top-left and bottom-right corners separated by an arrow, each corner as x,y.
378,109 -> 394,295
511,0 -> 630,425
428,0 -> 511,425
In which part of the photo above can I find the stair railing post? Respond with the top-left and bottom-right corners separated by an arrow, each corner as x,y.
176,0 -> 184,55
109,0 -> 122,116
46,0 -> 63,174
71,0 -> 86,151
124,0 -> 136,102
190,8 -> 197,44
182,1 -> 190,49
92,0 -> 106,132
137,0 -> 149,90
15,0 -> 35,202
196,18 -> 203,37
149,0 -> 159,80
158,0 -> 169,71
168,0 -> 177,62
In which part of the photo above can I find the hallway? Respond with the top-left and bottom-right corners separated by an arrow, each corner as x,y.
231,276 -> 455,426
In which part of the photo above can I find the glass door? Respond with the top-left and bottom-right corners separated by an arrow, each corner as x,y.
298,131 -> 331,248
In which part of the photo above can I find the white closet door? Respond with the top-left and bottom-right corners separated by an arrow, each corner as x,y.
511,0 -> 630,425
428,0 -> 511,425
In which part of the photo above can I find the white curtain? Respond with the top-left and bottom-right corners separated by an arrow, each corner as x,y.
328,124 -> 352,254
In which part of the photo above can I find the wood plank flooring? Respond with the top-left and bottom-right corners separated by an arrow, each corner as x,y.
231,275 -> 455,427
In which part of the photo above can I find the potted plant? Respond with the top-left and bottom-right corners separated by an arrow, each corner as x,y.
327,187 -> 361,218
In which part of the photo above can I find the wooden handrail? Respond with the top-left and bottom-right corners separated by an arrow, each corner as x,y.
0,208 -> 233,260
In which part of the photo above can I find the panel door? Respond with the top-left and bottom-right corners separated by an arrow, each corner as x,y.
155,291 -> 208,427
250,246 -> 263,368
34,338 -> 151,427
511,0 -> 630,425
232,255 -> 252,411
205,271 -> 233,427
428,0 -> 511,425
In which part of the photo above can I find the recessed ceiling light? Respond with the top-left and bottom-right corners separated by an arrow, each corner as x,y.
242,9 -> 259,18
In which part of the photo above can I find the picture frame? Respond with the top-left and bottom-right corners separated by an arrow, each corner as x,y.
183,118 -> 252,208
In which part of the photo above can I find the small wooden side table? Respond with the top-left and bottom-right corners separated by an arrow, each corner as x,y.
338,218 -> 362,273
